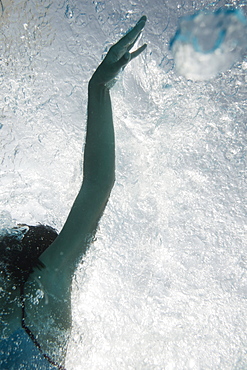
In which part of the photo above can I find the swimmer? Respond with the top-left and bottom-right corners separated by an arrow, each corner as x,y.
0,16 -> 147,369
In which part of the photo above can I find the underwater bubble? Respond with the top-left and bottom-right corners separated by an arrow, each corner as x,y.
170,8 -> 247,80
65,4 -> 73,19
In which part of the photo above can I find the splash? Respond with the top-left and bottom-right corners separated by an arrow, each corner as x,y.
170,8 -> 247,80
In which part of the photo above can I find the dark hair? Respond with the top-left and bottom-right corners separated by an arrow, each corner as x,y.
0,224 -> 58,286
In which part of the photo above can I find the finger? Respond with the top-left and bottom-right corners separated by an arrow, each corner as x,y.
137,15 -> 147,24
130,44 -> 147,60
114,51 -> 131,70
127,32 -> 142,52
120,16 -> 147,47
115,16 -> 147,56
115,42 -> 147,72
105,16 -> 147,63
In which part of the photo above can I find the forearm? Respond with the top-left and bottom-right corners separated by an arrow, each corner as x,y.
83,79 -> 115,192
82,15 -> 146,195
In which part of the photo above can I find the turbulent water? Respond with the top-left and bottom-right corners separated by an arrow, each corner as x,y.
0,0 -> 246,369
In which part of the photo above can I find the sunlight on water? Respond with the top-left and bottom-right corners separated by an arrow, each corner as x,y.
0,0 -> 246,369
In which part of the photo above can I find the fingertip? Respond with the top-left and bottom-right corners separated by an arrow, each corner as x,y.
138,15 -> 147,24
136,15 -> 147,30
130,43 -> 147,60
139,44 -> 147,54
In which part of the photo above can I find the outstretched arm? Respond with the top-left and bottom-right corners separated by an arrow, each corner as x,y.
40,16 -> 147,276
24,17 -> 147,363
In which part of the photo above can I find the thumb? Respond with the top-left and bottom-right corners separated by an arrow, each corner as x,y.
115,52 -> 131,70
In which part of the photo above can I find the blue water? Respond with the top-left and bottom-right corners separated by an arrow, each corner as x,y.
0,0 -> 246,369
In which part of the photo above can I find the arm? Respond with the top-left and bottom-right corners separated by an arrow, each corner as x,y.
40,16 -> 147,276
24,18 -> 147,362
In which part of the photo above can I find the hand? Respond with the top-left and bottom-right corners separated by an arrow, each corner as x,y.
91,16 -> 147,88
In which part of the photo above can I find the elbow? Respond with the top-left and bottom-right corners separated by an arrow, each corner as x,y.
110,172 -> 116,190
93,175 -> 115,210
98,169 -> 116,192
84,172 -> 115,200
102,173 -> 115,195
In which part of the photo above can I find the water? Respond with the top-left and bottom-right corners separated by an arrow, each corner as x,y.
0,0 -> 246,369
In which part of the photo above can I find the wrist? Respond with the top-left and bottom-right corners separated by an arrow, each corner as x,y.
89,63 -> 117,90
89,75 -> 109,91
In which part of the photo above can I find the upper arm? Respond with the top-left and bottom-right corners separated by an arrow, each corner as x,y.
23,181 -> 113,356
39,180 -> 112,278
